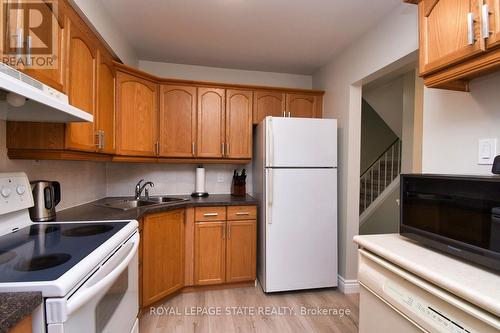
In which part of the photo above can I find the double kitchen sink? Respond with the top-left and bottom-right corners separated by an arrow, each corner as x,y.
96,196 -> 190,211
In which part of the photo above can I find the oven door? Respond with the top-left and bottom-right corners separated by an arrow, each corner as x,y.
46,232 -> 139,333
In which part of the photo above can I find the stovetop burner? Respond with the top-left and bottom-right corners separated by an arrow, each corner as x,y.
15,253 -> 72,271
62,224 -> 114,237
0,250 -> 16,265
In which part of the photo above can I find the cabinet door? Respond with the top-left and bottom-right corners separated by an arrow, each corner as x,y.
64,16 -> 97,152
419,0 -> 483,75
486,0 -> 500,49
22,0 -> 66,92
115,71 -> 158,156
159,85 -> 197,157
96,49 -> 115,154
226,220 -> 256,283
142,210 -> 185,306
225,89 -> 252,159
196,87 -> 225,158
286,93 -> 322,118
194,221 -> 226,285
253,91 -> 285,124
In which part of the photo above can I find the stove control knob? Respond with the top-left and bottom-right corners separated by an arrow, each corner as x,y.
16,185 -> 26,195
1,187 -> 11,198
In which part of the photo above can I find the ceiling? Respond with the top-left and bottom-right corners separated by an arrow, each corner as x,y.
101,0 -> 402,74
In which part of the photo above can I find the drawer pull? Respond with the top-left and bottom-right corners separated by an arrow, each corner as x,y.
203,213 -> 218,217
235,212 -> 250,216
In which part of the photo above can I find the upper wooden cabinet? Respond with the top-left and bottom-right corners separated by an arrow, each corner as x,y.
412,0 -> 500,90
419,0 -> 483,75
64,14 -> 97,152
253,91 -> 285,124
96,49 -> 115,154
196,87 -> 226,158
226,90 -> 253,159
485,0 -> 500,49
141,209 -> 185,307
115,71 -> 158,156
286,93 -> 322,118
159,85 -> 197,158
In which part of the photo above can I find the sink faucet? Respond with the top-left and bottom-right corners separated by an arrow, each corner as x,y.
134,179 -> 154,200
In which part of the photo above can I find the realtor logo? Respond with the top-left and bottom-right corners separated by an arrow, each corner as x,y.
1,0 -> 58,69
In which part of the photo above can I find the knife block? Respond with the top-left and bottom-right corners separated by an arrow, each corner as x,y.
231,174 -> 246,197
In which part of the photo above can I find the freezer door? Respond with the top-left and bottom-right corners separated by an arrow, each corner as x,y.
264,168 -> 337,292
266,117 -> 337,168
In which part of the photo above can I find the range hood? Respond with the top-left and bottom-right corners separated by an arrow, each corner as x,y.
0,63 -> 92,123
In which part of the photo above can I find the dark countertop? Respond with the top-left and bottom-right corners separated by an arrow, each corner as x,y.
56,194 -> 258,221
0,292 -> 42,333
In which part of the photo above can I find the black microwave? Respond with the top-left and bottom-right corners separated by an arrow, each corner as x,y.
400,174 -> 500,272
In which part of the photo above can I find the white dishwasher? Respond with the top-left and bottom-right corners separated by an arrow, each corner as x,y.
358,249 -> 500,333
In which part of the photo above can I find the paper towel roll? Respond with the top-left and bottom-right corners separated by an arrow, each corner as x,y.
195,167 -> 206,193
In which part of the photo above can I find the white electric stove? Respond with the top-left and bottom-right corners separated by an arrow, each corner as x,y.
0,172 -> 139,333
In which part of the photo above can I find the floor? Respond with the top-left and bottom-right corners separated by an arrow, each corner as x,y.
140,286 -> 359,333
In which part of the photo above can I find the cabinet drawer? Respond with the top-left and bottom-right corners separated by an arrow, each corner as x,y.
195,207 -> 226,221
227,206 -> 257,220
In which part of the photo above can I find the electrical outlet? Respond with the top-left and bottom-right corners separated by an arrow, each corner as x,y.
217,173 -> 225,183
478,138 -> 497,165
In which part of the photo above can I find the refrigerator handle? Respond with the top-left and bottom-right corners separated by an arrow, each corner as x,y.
267,169 -> 273,224
268,118 -> 274,166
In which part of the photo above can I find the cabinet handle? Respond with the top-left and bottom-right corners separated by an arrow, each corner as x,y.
482,4 -> 491,39
282,110 -> 285,117
236,212 -> 250,216
101,131 -> 105,149
226,143 -> 230,156
288,111 -> 291,117
203,213 -> 218,217
154,142 -> 159,156
95,131 -> 103,149
192,142 -> 195,156
467,12 -> 476,45
222,143 -> 225,156
25,35 -> 32,66
227,225 -> 231,240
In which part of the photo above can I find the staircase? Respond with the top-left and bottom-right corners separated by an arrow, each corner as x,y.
360,139 -> 401,215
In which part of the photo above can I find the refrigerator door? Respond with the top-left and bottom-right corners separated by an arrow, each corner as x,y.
266,117 -> 337,168
263,167 -> 337,292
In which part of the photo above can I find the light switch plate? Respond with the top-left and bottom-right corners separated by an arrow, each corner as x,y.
217,172 -> 225,183
478,138 -> 497,165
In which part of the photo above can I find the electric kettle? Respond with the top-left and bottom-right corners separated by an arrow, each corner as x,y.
29,180 -> 61,222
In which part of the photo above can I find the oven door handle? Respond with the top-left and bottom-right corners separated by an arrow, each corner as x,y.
66,232 -> 139,316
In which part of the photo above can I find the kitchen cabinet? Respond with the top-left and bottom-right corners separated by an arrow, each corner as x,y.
286,93 -> 322,118
253,91 -> 285,124
196,87 -> 226,158
194,221 -> 226,285
225,89 -> 253,159
226,219 -> 256,283
159,84 -> 197,157
141,209 -> 185,307
64,14 -> 97,152
9,315 -> 32,333
95,48 -> 115,153
419,0 -> 482,75
409,0 -> 500,90
115,70 -> 158,156
193,206 -> 256,286
485,0 -> 500,49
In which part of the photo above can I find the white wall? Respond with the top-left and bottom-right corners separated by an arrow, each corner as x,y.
363,76 -> 404,137
106,163 -> 252,197
139,60 -> 313,89
0,121 -> 107,210
312,3 -> 418,281
422,72 -> 500,175
70,0 -> 138,66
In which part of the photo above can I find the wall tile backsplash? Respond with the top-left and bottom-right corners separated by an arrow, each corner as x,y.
106,163 -> 253,197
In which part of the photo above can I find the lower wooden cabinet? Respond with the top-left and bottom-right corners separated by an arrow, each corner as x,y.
141,209 -> 184,307
194,221 -> 226,285
226,220 -> 257,283
193,206 -> 257,286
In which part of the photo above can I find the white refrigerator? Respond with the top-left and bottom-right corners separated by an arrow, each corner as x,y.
253,117 -> 338,293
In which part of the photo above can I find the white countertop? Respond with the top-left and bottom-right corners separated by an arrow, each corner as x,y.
353,234 -> 500,317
